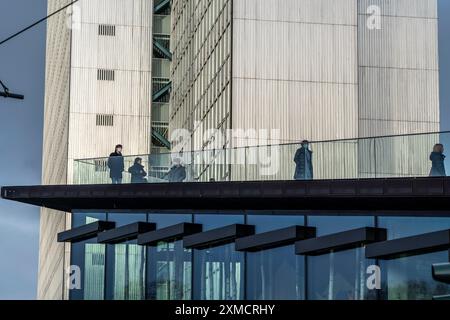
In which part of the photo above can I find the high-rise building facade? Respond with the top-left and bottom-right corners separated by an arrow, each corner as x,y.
39,0 -> 168,299
37,0 -> 440,299
170,0 -> 439,181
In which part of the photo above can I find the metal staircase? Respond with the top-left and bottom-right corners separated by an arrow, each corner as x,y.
153,38 -> 172,61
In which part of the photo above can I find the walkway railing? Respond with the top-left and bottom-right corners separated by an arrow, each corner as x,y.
73,131 -> 450,185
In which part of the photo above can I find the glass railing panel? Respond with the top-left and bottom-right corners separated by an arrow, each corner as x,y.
73,132 -> 450,185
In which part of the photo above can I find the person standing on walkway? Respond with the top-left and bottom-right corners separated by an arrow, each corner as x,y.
108,144 -> 125,184
430,144 -> 446,177
294,140 -> 313,180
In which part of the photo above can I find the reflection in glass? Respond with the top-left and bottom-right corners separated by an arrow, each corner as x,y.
70,213 -> 106,300
308,247 -> 375,300
105,213 -> 148,300
380,251 -> 450,300
306,216 -> 375,300
194,243 -> 244,300
378,217 -> 450,239
308,215 -> 374,236
194,214 -> 244,231
72,212 -> 106,227
106,240 -> 146,300
246,214 -> 306,299
247,246 -> 304,300
147,240 -> 192,300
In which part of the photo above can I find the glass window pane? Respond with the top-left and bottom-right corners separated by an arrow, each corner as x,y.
378,216 -> 450,300
193,214 -> 245,300
148,241 -> 192,300
105,213 -> 148,300
378,216 -> 450,239
195,214 -> 244,231
306,216 -> 376,300
70,212 -> 107,300
307,247 -> 375,300
246,214 -> 305,300
147,213 -> 193,300
247,214 -> 305,233
193,243 -> 244,300
72,212 -> 106,227
308,215 -> 374,236
380,251 -> 450,300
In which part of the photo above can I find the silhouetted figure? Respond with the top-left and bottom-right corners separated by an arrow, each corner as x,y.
167,158 -> 187,183
294,140 -> 313,180
128,157 -> 147,184
430,144 -> 446,177
108,144 -> 124,184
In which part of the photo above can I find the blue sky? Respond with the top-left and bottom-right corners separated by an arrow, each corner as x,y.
0,0 -> 46,299
0,1 -> 449,300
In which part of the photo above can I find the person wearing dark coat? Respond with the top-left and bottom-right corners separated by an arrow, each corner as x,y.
167,158 -> 187,182
107,144 -> 125,184
294,140 -> 313,180
430,144 -> 446,177
128,157 -> 147,184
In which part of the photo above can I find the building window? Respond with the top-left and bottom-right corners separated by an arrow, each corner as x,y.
378,217 -> 450,299
246,215 -> 306,300
98,24 -> 116,36
105,213 -> 148,300
96,114 -> 114,127
306,216 -> 376,300
193,214 -> 245,300
147,214 -> 193,300
70,213 -> 107,301
97,69 -> 115,81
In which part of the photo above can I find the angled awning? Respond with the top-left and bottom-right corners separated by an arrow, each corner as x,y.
97,222 -> 156,244
295,227 -> 387,256
57,221 -> 115,243
183,224 -> 255,249
365,229 -> 450,260
138,223 -> 202,246
235,226 -> 316,252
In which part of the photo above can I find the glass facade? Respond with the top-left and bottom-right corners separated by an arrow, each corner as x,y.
246,215 -> 306,300
378,217 -> 450,300
307,216 -> 376,300
193,215 -> 245,300
146,214 -> 192,300
70,212 -> 450,300
70,213 -> 106,300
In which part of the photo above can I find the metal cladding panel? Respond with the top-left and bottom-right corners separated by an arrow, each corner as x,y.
358,0 -> 438,17
79,0 -> 153,27
69,69 -> 152,116
234,0 -> 357,24
357,0 -> 440,178
39,0 -> 73,300
71,24 -> 152,71
357,0 -> 440,137
232,0 -> 358,143
68,0 -> 153,181
68,113 -> 151,161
